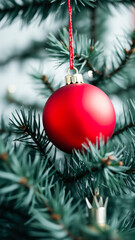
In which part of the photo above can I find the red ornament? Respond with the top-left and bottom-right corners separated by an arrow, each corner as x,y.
43,83 -> 116,153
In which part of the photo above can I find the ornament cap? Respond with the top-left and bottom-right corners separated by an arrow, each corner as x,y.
65,68 -> 84,85
91,206 -> 106,225
85,194 -> 108,226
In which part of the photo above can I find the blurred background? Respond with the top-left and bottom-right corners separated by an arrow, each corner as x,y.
0,4 -> 133,121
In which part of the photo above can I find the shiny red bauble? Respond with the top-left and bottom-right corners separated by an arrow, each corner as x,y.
43,83 -> 116,153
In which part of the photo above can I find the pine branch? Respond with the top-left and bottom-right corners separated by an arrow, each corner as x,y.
0,0 -> 52,25
59,140 -> 135,197
113,122 -> 135,138
9,108 -> 49,153
0,137 -> 135,239
9,108 -> 66,180
0,31 -> 59,67
0,0 -> 134,27
30,69 -> 61,97
0,0 -> 95,25
90,7 -> 97,42
113,99 -> 135,139
47,28 -> 103,75
61,100 -> 135,193
109,81 -> 135,96
0,140 -> 56,207
6,93 -> 43,111
0,117 -> 16,136
42,75 -> 55,93
64,164 -> 135,184
9,108 -> 135,196
0,202 -> 33,240
75,52 -> 102,76
111,100 -> 135,175
47,29 -> 135,85
0,31 -> 61,66
0,140 -> 85,240
90,34 -> 135,85
9,108 -> 58,172
106,40 -> 135,79
0,128 -> 12,134
0,40 -> 47,67
63,153 -> 123,183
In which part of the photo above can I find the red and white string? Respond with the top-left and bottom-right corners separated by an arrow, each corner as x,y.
68,0 -> 75,70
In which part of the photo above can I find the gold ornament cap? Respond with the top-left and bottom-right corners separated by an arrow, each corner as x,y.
65,68 -> 84,85
85,192 -> 108,227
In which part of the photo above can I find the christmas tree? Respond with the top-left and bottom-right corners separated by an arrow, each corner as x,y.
0,1 -> 135,239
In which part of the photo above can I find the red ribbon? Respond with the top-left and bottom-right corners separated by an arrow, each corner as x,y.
68,0 -> 74,70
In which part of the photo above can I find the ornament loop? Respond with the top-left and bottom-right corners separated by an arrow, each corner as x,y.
65,67 -> 84,85
68,67 -> 78,75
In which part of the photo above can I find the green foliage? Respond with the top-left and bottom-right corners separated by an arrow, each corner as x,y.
8,104 -> 135,199
61,140 -> 135,198
30,186 -> 85,240
9,108 -> 50,155
47,28 -> 103,74
0,137 -> 134,240
0,139 -> 54,207
0,201 -> 33,240
0,116 -> 12,136
47,29 -> 135,90
30,68 -> 61,97
0,0 -> 134,26
0,39 -> 48,67
113,99 -> 135,145
8,107 -> 66,179
0,0 -> 135,239
0,0 -> 93,25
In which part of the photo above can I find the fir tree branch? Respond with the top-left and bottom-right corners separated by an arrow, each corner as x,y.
60,140 -> 135,197
0,128 -> 12,134
0,40 -> 47,67
65,101 -> 135,186
0,0 -> 134,27
0,141 -> 85,240
47,29 -> 103,75
19,183 -> 84,240
30,70 -> 60,97
110,82 -> 135,96
0,0 -> 95,25
42,75 -> 55,93
106,41 -> 135,79
9,108 -> 65,179
113,99 -> 135,139
6,94 -> 43,111
75,52 -> 102,76
126,169 -> 135,174
64,166 -> 135,184
0,202 -> 32,240
9,108 -> 53,160
90,35 -> 135,85
0,137 -> 134,239
0,0 -> 51,24
113,122 -> 135,138
61,39 -> 102,76
9,108 -> 135,195
63,154 -> 135,184
48,29 -> 135,83
0,117 -> 16,136
90,7 -> 97,42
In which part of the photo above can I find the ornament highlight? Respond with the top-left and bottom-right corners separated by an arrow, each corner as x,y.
42,69 -> 116,153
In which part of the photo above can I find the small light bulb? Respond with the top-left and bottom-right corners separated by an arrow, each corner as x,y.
88,70 -> 93,79
7,85 -> 16,94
